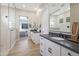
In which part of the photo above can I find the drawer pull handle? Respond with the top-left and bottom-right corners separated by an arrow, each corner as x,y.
68,53 -> 72,56
41,38 -> 43,39
48,48 -> 53,54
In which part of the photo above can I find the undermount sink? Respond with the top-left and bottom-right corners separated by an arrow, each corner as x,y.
50,37 -> 64,40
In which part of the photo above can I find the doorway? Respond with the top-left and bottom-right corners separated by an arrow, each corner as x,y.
19,16 -> 29,40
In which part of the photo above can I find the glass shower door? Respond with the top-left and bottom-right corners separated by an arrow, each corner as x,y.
8,3 -> 16,48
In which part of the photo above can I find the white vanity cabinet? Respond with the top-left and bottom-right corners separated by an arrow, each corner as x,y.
30,32 -> 40,44
40,37 -> 47,56
40,36 -> 79,56
40,37 -> 60,56
61,47 -> 79,56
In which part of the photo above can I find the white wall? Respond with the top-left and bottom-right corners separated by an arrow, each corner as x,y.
70,3 -> 79,24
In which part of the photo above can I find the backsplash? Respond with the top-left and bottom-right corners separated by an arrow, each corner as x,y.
49,32 -> 71,39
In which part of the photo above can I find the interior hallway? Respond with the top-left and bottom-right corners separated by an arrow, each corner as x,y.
8,38 -> 40,56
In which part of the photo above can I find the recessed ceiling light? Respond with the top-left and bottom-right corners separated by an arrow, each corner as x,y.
38,9 -> 42,12
34,8 -> 42,11
34,8 -> 38,11
23,4 -> 26,8
36,9 -> 42,15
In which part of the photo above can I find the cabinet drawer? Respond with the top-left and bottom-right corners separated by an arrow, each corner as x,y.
61,47 -> 79,56
45,39 -> 60,56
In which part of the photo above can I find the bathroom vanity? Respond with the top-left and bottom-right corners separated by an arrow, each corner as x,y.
40,33 -> 79,56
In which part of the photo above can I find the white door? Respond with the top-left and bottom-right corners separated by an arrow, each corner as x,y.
8,4 -> 16,48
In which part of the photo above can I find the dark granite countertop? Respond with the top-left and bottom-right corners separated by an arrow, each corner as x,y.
40,34 -> 79,54
30,30 -> 41,33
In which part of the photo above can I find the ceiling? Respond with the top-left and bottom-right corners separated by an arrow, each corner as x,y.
15,3 -> 42,12
1,3 -> 42,12
1,3 -> 70,13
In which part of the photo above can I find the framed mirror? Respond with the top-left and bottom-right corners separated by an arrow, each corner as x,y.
49,3 -> 71,33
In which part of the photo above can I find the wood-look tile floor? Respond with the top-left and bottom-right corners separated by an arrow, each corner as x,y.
8,38 -> 41,56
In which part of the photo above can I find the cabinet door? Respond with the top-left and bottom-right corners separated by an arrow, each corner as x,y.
61,47 -> 79,56
34,33 -> 38,44
35,33 -> 40,44
40,37 -> 47,56
31,32 -> 40,44
45,39 -> 60,56
30,32 -> 33,40
30,32 -> 35,43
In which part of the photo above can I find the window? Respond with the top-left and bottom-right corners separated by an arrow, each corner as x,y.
22,23 -> 28,29
20,16 -> 28,30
